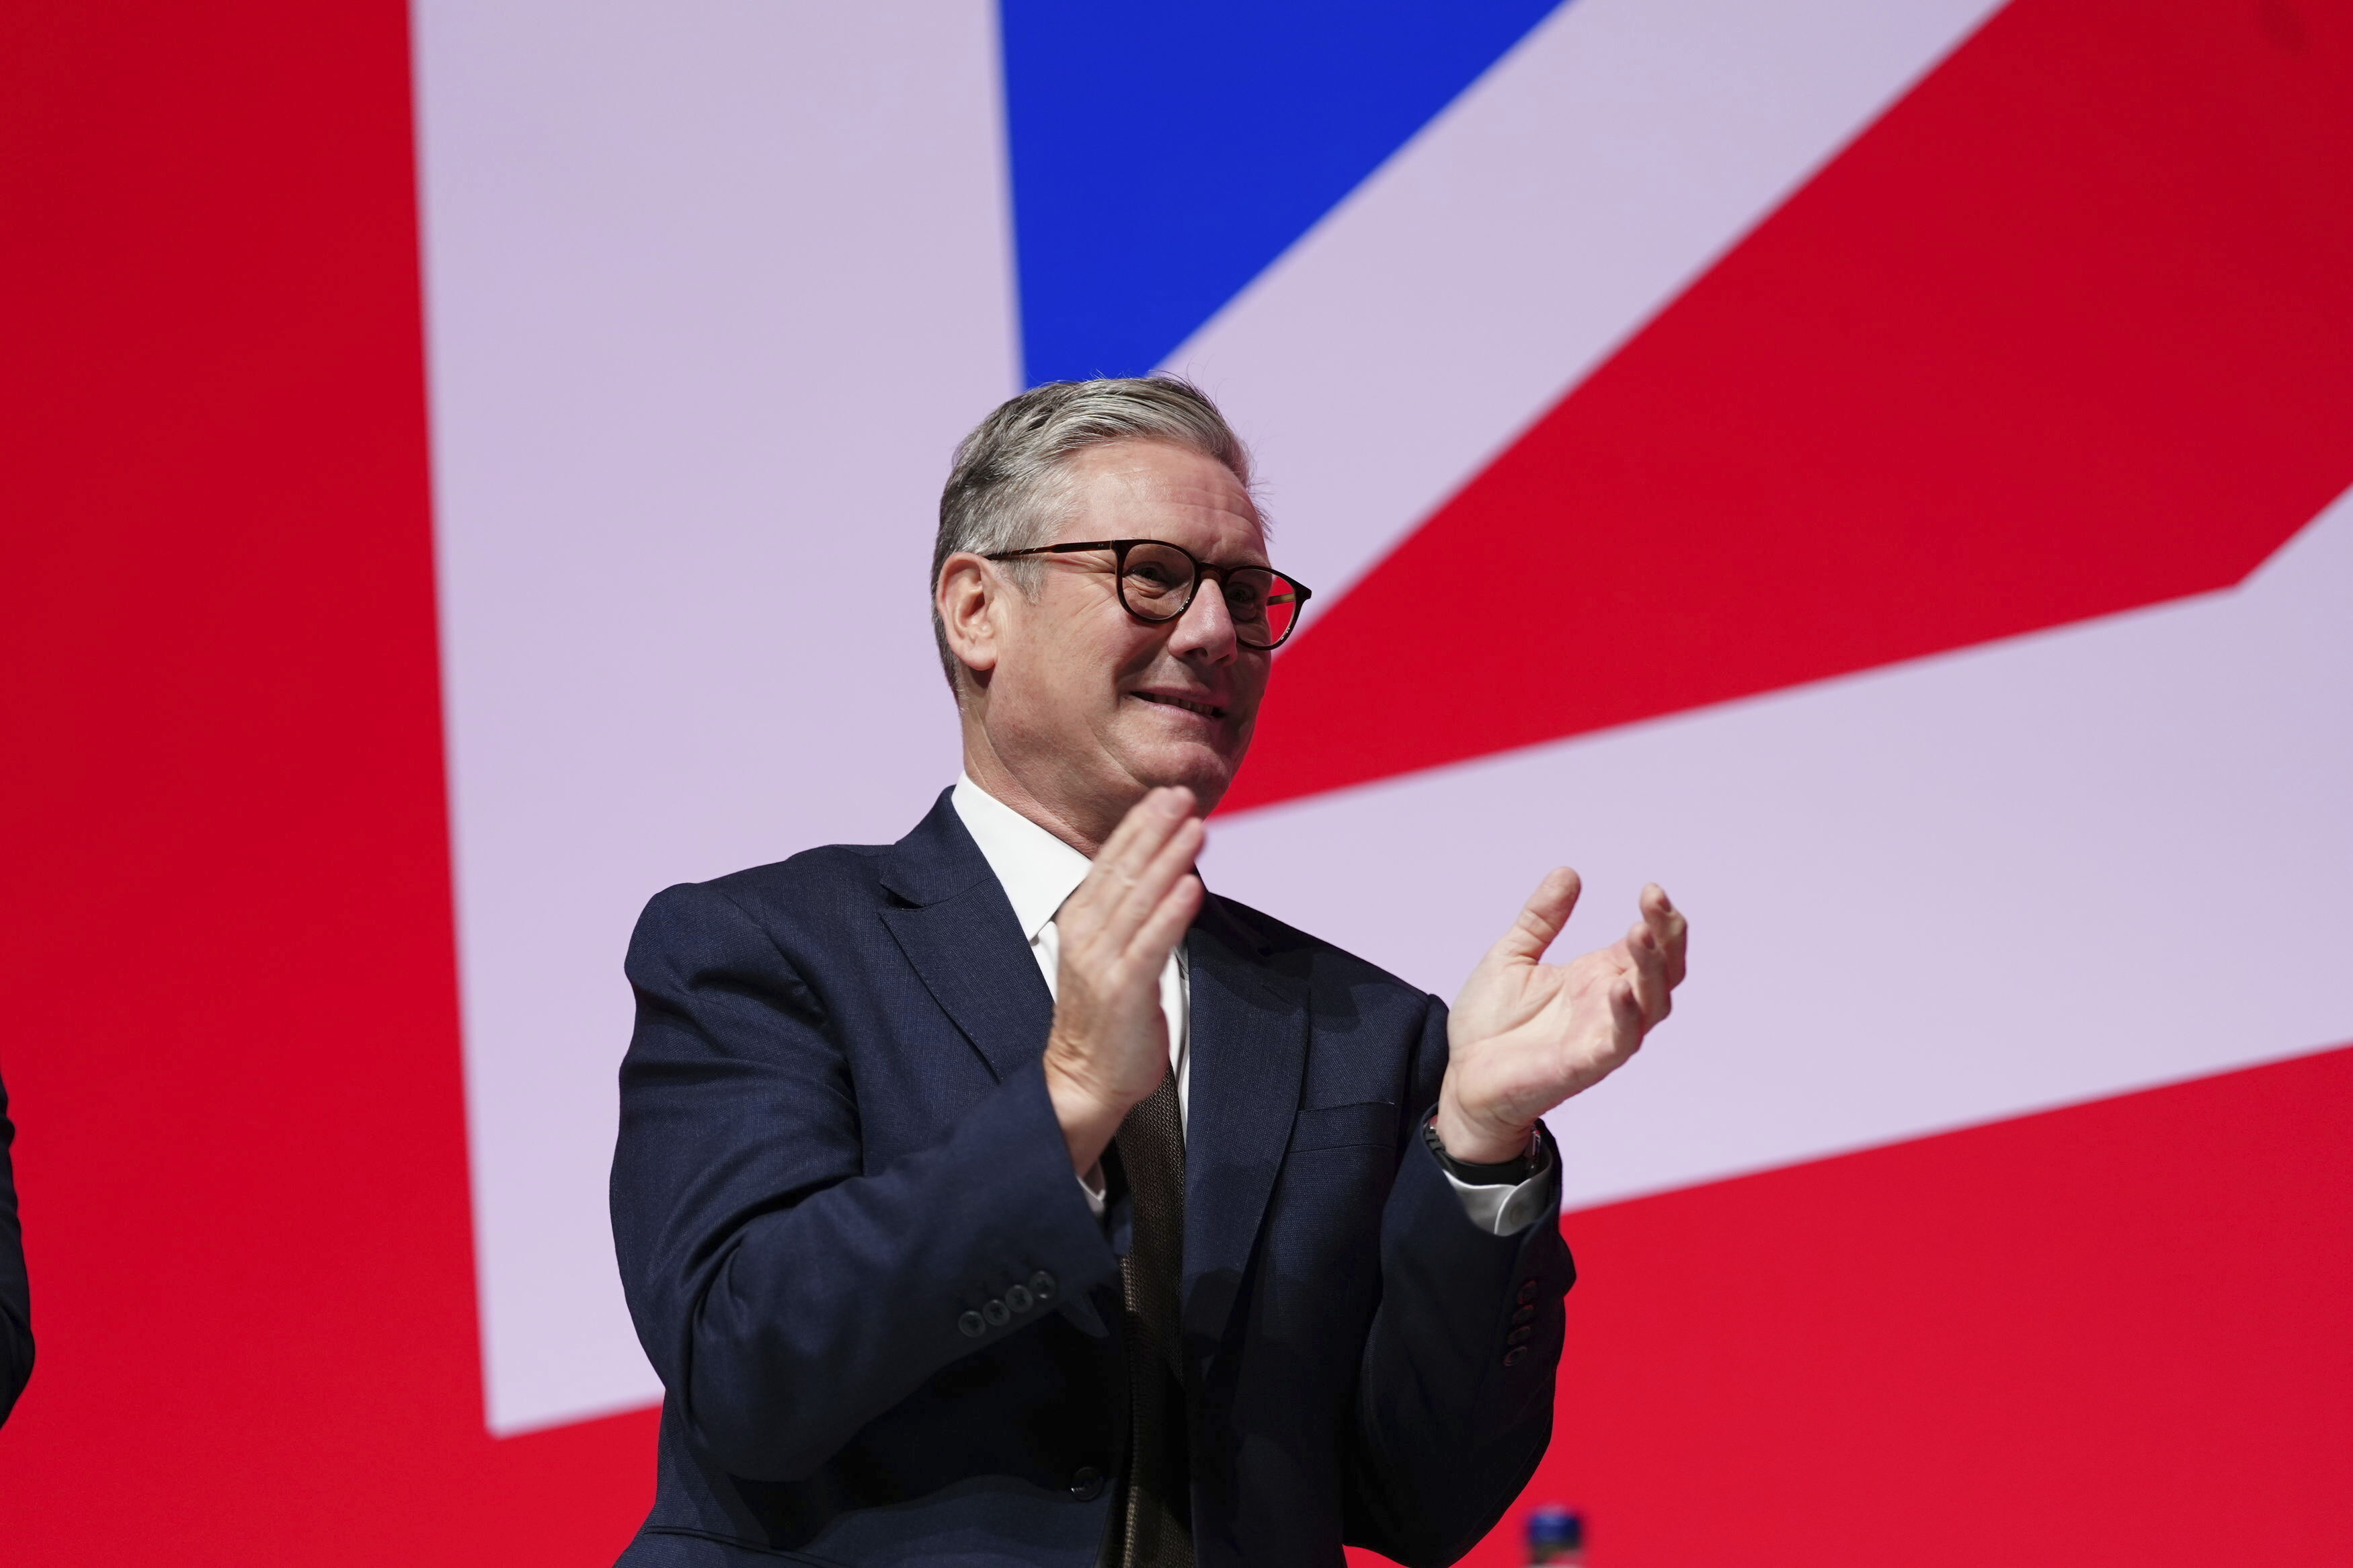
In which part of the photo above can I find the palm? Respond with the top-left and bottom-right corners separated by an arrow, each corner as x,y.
1440,868 -> 1687,1159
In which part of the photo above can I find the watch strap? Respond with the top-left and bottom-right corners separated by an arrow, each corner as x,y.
1422,1114 -> 1540,1186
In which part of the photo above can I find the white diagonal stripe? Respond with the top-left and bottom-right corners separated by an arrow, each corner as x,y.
1168,0 -> 2003,606
1205,490 -> 2353,1210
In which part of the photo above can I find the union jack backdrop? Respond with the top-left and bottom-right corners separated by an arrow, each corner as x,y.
3,2 -> 2348,1563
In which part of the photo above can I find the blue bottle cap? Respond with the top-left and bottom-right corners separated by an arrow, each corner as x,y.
1527,1506 -> 1585,1549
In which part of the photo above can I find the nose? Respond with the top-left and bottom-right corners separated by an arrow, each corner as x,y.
1168,574 -> 1239,664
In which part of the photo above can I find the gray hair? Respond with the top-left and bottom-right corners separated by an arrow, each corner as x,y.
930,376 -> 1257,694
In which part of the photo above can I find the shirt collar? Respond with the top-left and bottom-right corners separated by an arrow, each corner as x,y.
951,774 -> 1093,944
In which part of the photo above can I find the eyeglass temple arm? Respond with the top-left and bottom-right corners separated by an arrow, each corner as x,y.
986,541 -> 1311,599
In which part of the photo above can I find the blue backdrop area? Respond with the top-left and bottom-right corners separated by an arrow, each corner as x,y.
1000,0 -> 1564,382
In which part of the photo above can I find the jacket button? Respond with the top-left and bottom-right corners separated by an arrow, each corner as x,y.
1507,1325 -> 1533,1346
1511,1304 -> 1536,1326
1031,1270 -> 1058,1303
1517,1280 -> 1539,1305
1006,1284 -> 1035,1314
957,1311 -> 986,1338
1503,1346 -> 1527,1367
1070,1466 -> 1105,1501
983,1298 -> 1011,1326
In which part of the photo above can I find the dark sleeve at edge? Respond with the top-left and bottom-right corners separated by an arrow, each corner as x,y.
1344,997 -> 1574,1567
0,1068 -> 32,1426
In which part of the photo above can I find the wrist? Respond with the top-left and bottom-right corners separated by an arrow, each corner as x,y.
1432,1090 -> 1535,1167
1423,1114 -> 1542,1185
1042,1043 -> 1127,1176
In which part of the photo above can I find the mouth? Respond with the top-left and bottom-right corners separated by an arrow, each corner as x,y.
1131,690 -> 1228,720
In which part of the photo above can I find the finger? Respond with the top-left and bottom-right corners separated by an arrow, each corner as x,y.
1607,973 -> 1646,1046
1129,871 -> 1205,971
1640,883 -> 1689,989
1624,913 -> 1671,1028
1063,794 -> 1159,927
1099,787 -> 1190,884
1624,887 -> 1681,986
1104,815 -> 1205,956
1070,788 -> 1190,925
1487,867 -> 1583,966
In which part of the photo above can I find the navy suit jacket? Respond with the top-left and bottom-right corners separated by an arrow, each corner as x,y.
610,792 -> 1573,1567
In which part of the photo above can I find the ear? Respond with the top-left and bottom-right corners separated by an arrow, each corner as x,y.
936,552 -> 1001,680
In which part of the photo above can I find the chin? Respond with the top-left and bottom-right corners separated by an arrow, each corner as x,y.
1122,741 -> 1242,810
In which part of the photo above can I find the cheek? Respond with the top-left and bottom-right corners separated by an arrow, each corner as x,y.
1024,595 -> 1128,685
1232,660 -> 1272,716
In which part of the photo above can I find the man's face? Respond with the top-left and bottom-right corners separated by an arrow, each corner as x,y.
978,440 -> 1272,823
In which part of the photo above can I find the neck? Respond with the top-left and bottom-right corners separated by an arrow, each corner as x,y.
959,718 -> 1125,859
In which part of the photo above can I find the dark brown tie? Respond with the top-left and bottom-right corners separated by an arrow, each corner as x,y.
1110,1066 -> 1192,1568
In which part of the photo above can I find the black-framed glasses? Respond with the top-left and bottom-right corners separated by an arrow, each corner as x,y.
982,538 -> 1314,651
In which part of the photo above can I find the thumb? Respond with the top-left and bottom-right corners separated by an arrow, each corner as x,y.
1486,867 -> 1583,966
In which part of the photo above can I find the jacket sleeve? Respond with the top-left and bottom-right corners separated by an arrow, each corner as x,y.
0,1066 -> 32,1428
609,880 -> 1122,1482
1343,996 -> 1574,1567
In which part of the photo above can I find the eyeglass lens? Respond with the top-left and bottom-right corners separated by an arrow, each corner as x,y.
1118,542 -> 1302,648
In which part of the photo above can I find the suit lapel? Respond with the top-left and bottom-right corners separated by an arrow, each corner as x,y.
1181,895 -> 1309,1354
877,791 -> 1055,1083
878,797 -> 1310,1354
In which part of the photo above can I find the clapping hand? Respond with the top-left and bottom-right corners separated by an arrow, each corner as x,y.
1435,870 -> 1688,1164
1040,786 -> 1205,1175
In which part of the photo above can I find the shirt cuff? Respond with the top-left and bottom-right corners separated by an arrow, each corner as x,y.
1439,1137 -> 1556,1235
1077,1162 -> 1107,1221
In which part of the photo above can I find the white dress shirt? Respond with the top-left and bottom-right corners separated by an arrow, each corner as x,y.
951,776 -> 1553,1235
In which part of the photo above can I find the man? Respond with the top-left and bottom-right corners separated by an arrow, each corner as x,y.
610,378 -> 1687,1567
1,1062 -> 30,1428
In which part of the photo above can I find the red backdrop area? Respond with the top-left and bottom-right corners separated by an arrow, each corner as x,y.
1,4 -> 2346,1563
1233,0 -> 2353,810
